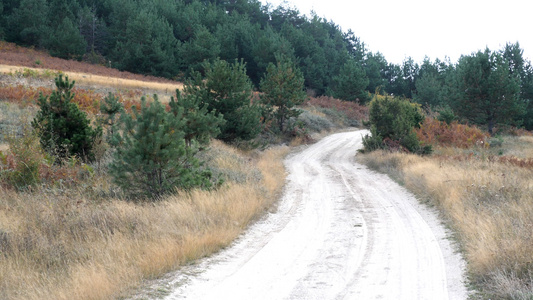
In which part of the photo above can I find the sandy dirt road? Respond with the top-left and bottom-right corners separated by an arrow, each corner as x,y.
163,130 -> 467,300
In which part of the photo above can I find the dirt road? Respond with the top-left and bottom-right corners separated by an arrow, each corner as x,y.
163,130 -> 467,299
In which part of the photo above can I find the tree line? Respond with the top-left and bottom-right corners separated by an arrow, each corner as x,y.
0,0 -> 531,131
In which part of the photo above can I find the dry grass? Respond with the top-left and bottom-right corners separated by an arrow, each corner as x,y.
0,65 -> 181,103
358,136 -> 533,299
0,137 -> 289,299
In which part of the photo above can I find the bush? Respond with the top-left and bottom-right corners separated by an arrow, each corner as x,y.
415,117 -> 489,148
1,126 -> 44,190
307,96 -> 368,124
109,97 -> 212,199
31,75 -> 101,162
363,96 -> 430,154
298,110 -> 334,133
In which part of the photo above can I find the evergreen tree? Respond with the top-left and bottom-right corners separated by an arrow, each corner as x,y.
99,92 -> 123,141
185,59 -> 262,142
109,97 -> 212,199
364,52 -> 389,93
452,49 -> 524,134
6,0 -> 50,46
329,59 -> 370,103
0,2 -> 4,39
363,96 -> 428,153
32,75 -> 101,161
260,55 -> 307,133
169,90 -> 225,146
45,17 -> 87,59
414,72 -> 442,107
180,25 -> 220,75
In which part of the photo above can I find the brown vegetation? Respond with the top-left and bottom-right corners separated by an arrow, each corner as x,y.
306,96 -> 368,122
0,41 -> 177,84
0,134 -> 288,299
358,134 -> 533,299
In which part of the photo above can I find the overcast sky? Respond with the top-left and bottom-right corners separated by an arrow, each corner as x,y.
258,0 -> 532,65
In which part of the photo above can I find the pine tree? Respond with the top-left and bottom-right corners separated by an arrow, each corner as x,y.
99,92 -> 123,141
186,59 -> 262,142
45,17 -> 87,59
452,49 -> 524,134
260,55 -> 307,133
32,75 -> 101,162
169,90 -> 225,147
109,97 -> 212,199
330,59 -> 370,103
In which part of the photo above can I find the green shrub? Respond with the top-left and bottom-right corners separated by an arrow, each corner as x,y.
109,97 -> 212,199
32,75 -> 101,162
298,110 -> 334,133
169,90 -> 225,147
364,96 -> 430,154
2,126 -> 44,190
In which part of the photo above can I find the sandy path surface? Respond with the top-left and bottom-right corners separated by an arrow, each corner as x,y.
163,130 -> 467,299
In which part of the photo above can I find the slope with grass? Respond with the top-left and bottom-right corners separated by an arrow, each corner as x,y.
0,47 -> 291,299
358,135 -> 533,299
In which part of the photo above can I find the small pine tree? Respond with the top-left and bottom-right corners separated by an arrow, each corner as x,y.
169,89 -> 225,147
185,59 -> 262,142
260,55 -> 307,133
32,75 -> 101,162
109,96 -> 212,199
99,92 -> 123,141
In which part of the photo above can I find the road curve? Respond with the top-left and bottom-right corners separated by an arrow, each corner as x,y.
165,130 -> 467,300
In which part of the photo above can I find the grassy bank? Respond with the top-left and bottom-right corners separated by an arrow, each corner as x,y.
358,136 -> 533,299
0,99 -> 289,300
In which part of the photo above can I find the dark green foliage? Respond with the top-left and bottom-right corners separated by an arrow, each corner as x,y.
364,52 -> 389,93
451,49 -> 524,135
45,17 -> 87,59
260,55 -> 307,133
112,10 -> 178,77
185,59 -> 262,142
437,106 -> 457,125
329,59 -> 370,103
414,72 -> 442,107
109,97 -> 212,199
99,92 -> 123,141
32,75 -> 101,162
363,96 -> 429,154
0,0 -> 375,98
180,25 -> 220,75
5,0 -> 50,46
169,89 -> 225,146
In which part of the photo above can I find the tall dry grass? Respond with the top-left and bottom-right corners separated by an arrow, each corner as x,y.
0,140 -> 289,300
358,137 -> 533,299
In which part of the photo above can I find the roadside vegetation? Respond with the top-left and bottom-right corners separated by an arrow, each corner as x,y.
0,49 -> 366,299
359,101 -> 533,299
2,1 -> 533,298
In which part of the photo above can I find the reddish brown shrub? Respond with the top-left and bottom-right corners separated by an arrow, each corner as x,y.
306,96 -> 368,121
416,117 -> 489,148
0,85 -> 140,115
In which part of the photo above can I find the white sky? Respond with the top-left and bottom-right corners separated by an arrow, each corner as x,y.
259,0 -> 532,65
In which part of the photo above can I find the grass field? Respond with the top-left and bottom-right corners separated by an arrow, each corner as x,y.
358,137 -> 533,299
0,102 -> 289,299
0,45 -> 292,299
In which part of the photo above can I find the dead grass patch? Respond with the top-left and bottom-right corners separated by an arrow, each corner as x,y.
0,137 -> 289,299
358,138 -> 533,299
